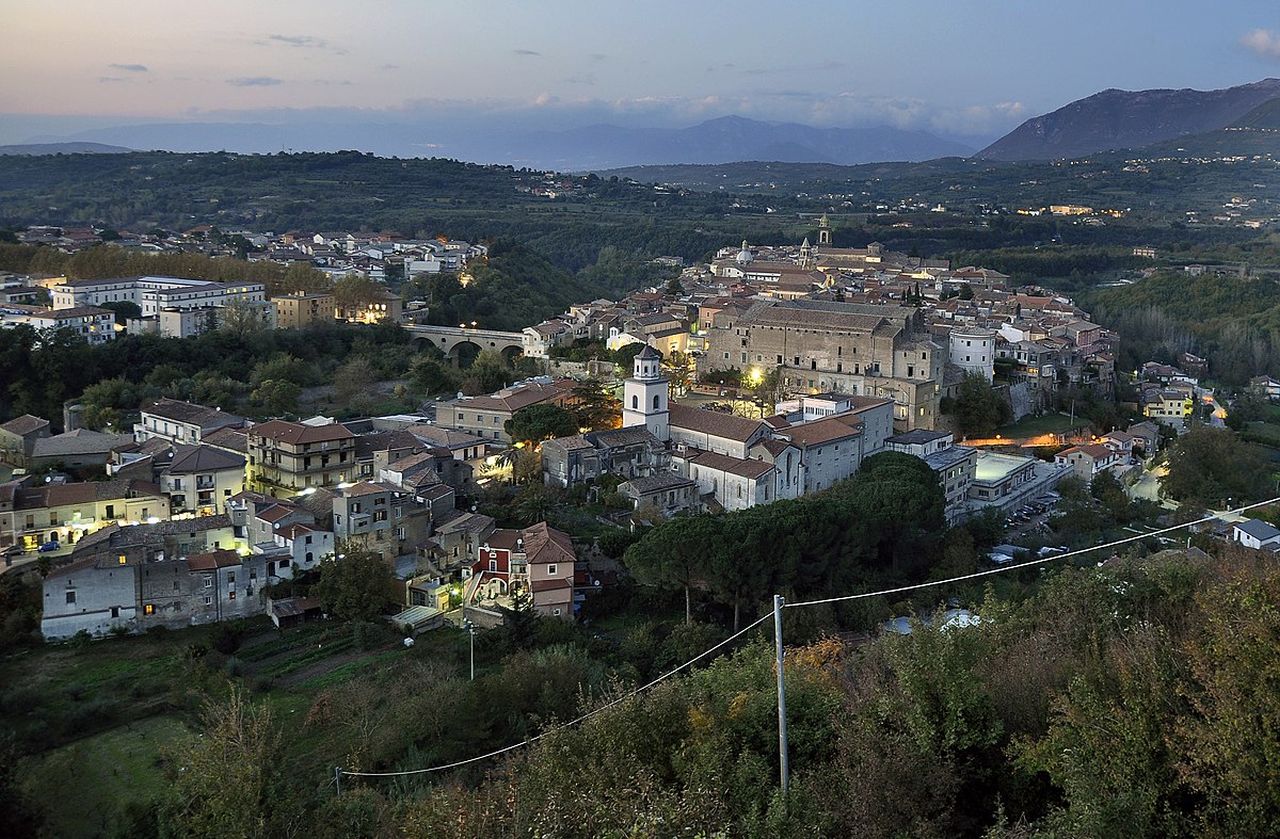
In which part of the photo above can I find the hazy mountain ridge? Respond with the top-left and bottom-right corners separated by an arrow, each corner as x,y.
977,78 -> 1280,161
513,115 -> 974,169
22,115 -> 974,169
0,142 -> 132,156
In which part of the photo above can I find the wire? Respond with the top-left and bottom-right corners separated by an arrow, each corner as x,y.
784,496 -> 1280,609
339,610 -> 775,778
337,496 -> 1279,781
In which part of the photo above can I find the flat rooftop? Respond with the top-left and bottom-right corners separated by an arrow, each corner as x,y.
974,451 -> 1036,483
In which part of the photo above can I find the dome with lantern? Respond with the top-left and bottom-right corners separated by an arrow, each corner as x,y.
734,239 -> 754,266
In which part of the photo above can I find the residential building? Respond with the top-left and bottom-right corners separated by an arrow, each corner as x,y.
273,291 -> 335,329
0,414 -> 51,465
437,379 -> 576,444
1055,444 -> 1122,484
0,304 -> 116,344
135,398 -> 246,446
30,429 -> 134,469
969,451 -> 1067,512
618,473 -> 699,518
1232,518 -> 1280,550
246,420 -> 356,495
159,445 -> 246,515
0,477 -> 168,554
467,521 -> 578,619
541,427 -> 667,489
335,288 -> 402,323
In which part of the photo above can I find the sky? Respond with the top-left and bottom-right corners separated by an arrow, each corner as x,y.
4,0 -> 1280,148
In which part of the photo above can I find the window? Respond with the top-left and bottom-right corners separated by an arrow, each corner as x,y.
66,591 -> 76,605
227,572 -> 235,583
553,608 -> 562,616
204,595 -> 213,606
547,563 -> 558,576
631,394 -> 638,409
117,554 -> 127,565
111,606 -> 119,619
144,603 -> 154,616
203,575 -> 212,588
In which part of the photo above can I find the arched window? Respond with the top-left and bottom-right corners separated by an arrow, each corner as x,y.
631,395 -> 638,409
653,394 -> 660,410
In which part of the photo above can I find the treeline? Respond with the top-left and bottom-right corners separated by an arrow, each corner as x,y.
0,242 -> 331,297
1083,271 -> 1280,383
0,321 -> 413,426
405,242 -> 675,331
624,453 -> 947,628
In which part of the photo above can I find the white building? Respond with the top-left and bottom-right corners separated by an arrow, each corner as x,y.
949,327 -> 997,381
0,304 -> 116,344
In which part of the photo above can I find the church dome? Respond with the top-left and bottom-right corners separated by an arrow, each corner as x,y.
735,239 -> 754,266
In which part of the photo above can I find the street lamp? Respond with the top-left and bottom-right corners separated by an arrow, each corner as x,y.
463,619 -> 475,680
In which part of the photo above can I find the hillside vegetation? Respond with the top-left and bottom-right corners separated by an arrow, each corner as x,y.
1082,271 -> 1280,383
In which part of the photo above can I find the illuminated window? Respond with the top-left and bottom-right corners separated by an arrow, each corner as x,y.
144,604 -> 154,616
118,555 -> 127,565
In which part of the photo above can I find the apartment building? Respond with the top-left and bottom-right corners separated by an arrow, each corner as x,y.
246,420 -> 356,495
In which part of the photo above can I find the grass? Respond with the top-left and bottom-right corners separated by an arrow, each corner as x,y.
996,412 -> 1093,438
20,715 -> 188,838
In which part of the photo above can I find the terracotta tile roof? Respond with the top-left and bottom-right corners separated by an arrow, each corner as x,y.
186,548 -> 242,571
249,420 -> 354,445
669,403 -> 768,443
688,449 -> 774,480
0,414 -> 49,436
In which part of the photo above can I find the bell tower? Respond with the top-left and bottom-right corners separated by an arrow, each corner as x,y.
817,213 -> 832,246
622,345 -> 669,442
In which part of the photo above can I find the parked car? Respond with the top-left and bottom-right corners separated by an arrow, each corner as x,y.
37,541 -> 60,553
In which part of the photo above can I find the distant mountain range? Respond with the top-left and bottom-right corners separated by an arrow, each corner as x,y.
977,78 -> 1280,161
514,116 -> 973,169
18,115 -> 973,170
0,142 -> 132,156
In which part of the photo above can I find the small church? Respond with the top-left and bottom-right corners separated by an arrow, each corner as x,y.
542,345 -> 896,516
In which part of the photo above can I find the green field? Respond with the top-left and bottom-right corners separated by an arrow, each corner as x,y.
996,412 -> 1093,439
21,716 -> 188,837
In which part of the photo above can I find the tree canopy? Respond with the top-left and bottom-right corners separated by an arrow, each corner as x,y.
505,403 -> 579,445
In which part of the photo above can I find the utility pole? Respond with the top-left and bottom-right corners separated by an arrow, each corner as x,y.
773,594 -> 790,799
464,619 -> 475,681
334,766 -> 342,796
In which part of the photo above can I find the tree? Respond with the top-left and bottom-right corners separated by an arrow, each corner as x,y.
1160,426 -> 1271,508
505,403 -> 579,444
569,378 -> 620,430
333,357 -> 379,413
514,483 -> 558,524
0,734 -> 43,836
315,545 -> 393,622
410,356 -> 460,397
947,374 -> 1011,437
332,273 -> 383,311
249,379 -> 300,416
158,687 -> 302,838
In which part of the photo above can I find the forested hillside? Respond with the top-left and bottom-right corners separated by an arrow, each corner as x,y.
1082,271 -> 1280,382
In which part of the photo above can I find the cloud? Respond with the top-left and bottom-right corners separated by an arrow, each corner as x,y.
228,76 -> 283,87
513,49 -> 541,56
1242,28 -> 1280,60
589,53 -> 607,62
98,76 -> 128,83
261,34 -> 346,54
740,60 -> 846,77
109,63 -> 148,73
